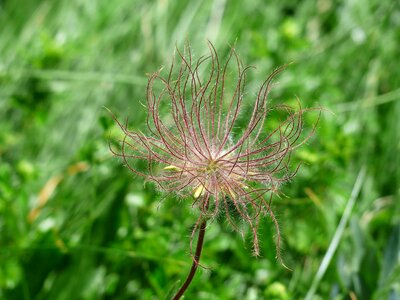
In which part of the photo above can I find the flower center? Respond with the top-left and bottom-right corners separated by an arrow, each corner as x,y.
205,159 -> 219,174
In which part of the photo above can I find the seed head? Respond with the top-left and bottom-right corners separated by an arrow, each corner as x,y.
111,42 -> 320,261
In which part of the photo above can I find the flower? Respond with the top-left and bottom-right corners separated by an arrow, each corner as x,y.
111,42 -> 320,261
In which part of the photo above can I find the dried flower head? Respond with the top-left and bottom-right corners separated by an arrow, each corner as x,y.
111,42 -> 320,262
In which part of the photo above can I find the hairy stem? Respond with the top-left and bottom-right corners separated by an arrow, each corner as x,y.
172,219 -> 207,300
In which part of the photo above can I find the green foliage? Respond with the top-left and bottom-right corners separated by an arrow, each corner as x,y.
1,0 -> 399,299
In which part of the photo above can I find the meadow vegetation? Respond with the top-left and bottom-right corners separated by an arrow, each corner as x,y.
0,0 -> 399,299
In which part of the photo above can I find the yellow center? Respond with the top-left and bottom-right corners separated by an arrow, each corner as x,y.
205,159 -> 219,174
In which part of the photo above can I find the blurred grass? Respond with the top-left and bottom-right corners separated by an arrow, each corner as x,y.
0,0 -> 399,299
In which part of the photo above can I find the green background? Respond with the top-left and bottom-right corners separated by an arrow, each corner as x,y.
1,0 -> 399,299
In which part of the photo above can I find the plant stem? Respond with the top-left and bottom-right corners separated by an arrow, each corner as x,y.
172,219 -> 207,300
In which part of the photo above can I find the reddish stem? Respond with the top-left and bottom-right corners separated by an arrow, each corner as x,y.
172,219 -> 207,300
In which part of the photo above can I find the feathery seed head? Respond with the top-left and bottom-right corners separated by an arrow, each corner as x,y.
111,42 -> 320,259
